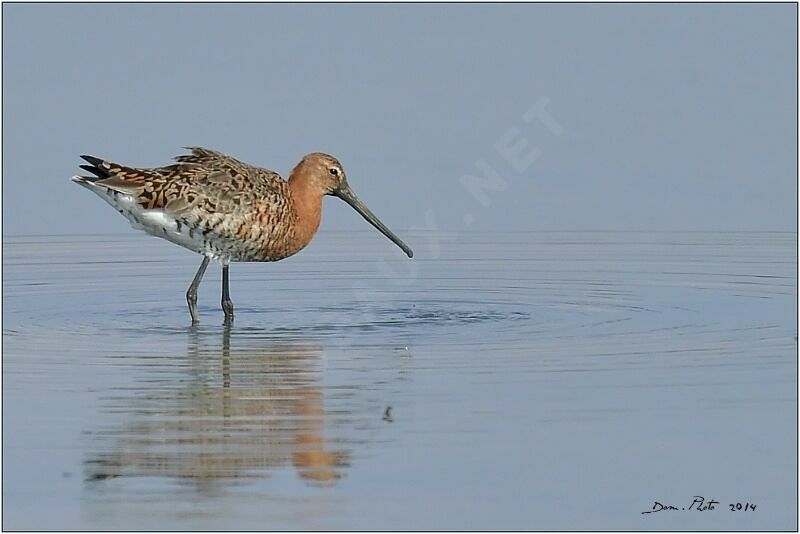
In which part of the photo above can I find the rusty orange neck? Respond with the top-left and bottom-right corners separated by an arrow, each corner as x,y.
287,173 -> 324,252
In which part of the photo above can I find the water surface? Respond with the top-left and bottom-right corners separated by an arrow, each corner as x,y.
3,231 -> 796,530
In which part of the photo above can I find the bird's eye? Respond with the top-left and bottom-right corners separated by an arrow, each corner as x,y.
329,168 -> 339,176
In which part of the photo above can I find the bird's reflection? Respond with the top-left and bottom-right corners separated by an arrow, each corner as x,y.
84,326 -> 348,489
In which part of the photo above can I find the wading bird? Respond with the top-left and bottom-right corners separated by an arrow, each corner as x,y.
73,147 -> 413,324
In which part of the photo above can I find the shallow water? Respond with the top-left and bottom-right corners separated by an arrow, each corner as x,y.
3,231 -> 796,530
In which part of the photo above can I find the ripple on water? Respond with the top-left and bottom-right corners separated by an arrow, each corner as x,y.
2,232 -> 796,529
3,232 -> 795,371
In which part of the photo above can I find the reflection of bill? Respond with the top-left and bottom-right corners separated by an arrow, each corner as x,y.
85,328 -> 348,488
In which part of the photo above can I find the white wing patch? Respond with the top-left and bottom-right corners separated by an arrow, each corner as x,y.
139,210 -> 177,233
137,209 -> 214,255
76,178 -> 212,255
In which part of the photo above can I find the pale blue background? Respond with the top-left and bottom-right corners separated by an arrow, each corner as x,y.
3,5 -> 798,530
2,3 -> 796,236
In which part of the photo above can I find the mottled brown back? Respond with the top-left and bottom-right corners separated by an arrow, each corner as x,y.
79,147 -> 302,261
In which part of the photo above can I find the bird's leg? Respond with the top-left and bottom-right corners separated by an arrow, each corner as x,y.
222,264 -> 234,325
186,256 -> 210,325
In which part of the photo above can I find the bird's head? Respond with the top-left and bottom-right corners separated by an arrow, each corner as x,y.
292,153 -> 413,258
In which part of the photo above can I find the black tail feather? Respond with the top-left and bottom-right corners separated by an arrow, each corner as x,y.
79,164 -> 107,178
78,155 -> 111,182
80,155 -> 104,166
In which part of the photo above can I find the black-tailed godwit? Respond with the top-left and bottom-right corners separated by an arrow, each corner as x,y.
73,147 -> 413,324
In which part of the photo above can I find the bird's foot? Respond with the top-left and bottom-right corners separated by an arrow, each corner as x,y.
222,299 -> 234,326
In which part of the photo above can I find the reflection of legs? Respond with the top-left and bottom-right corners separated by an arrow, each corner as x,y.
222,264 -> 234,324
221,323 -> 231,388
186,256 -> 210,325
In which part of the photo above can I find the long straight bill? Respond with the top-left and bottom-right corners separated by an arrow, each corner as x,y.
335,184 -> 413,258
